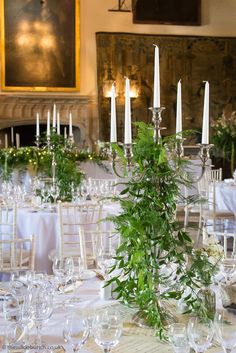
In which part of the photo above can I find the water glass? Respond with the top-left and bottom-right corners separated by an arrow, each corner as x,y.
93,308 -> 122,353
214,309 -> 236,353
168,323 -> 190,353
187,317 -> 214,353
63,311 -> 90,352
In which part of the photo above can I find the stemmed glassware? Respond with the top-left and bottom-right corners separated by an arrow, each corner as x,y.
52,257 -> 75,306
214,309 -> 236,353
97,246 -> 115,281
93,308 -> 122,353
187,317 -> 214,353
63,311 -> 90,352
29,288 -> 53,347
219,259 -> 236,284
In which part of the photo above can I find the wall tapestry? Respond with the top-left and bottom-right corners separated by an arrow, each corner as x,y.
96,32 -> 236,142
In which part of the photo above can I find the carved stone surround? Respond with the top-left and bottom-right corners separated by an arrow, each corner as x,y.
0,94 -> 99,147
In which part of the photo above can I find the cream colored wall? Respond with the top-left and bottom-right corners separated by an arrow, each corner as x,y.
80,0 -> 236,97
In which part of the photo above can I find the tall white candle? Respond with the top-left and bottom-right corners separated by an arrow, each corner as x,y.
110,83 -> 117,143
5,134 -> 8,149
11,127 -> 14,146
69,112 -> 73,137
47,110 -> 50,137
176,79 -> 182,139
153,45 -> 160,108
16,133 -> 20,149
202,81 -> 209,144
64,126 -> 67,139
124,77 -> 132,144
36,113 -> 40,137
57,112 -> 60,135
52,104 -> 56,129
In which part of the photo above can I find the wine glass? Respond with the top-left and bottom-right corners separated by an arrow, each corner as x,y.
214,309 -> 236,353
63,311 -> 90,352
52,257 -> 75,306
187,317 -> 214,353
97,247 -> 115,280
168,323 -> 190,353
93,307 -> 122,353
219,259 -> 236,284
30,288 -> 53,346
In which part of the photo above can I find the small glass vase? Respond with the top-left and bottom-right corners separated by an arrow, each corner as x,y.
198,286 -> 216,320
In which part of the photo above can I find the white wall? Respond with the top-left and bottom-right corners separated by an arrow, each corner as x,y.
80,0 -> 236,96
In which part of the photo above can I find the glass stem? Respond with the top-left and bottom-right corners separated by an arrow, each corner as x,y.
103,348 -> 111,353
35,323 -> 42,345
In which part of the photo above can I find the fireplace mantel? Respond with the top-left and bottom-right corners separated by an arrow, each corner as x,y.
0,93 -> 99,147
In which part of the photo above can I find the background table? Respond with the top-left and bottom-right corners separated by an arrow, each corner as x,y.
16,202 -> 120,274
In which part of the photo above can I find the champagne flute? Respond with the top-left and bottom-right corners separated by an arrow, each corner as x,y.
187,317 -> 214,353
93,308 -> 122,353
214,309 -> 236,353
63,311 -> 90,352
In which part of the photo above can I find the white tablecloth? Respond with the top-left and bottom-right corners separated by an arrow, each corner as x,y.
215,182 -> 236,217
1,202 -> 121,276
0,278 -> 234,353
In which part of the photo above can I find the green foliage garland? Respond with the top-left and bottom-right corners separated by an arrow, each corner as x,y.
0,132 -> 102,200
108,122 -> 217,338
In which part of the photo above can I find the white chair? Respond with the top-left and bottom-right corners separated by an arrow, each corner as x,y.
197,180 -> 235,245
204,231 -> 236,259
0,203 -> 17,241
49,202 -> 103,268
0,236 -> 35,273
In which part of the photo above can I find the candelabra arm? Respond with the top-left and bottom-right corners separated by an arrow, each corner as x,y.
193,143 -> 214,182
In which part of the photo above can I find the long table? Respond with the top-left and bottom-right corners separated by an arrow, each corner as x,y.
0,277 -> 230,353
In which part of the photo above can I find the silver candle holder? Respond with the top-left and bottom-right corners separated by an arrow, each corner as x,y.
149,106 -> 166,144
109,105 -> 213,181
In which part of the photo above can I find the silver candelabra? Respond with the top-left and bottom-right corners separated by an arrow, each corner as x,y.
109,106 -> 213,180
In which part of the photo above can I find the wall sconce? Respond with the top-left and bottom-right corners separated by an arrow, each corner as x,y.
103,67 -> 115,98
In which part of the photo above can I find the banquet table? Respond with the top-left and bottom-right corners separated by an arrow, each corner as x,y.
0,277 -> 233,353
2,201 -> 121,275
215,181 -> 236,218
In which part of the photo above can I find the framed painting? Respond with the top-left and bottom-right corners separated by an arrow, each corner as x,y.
132,0 -> 201,26
0,0 -> 80,92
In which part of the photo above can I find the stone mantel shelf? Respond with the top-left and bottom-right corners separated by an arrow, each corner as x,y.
0,94 -> 98,146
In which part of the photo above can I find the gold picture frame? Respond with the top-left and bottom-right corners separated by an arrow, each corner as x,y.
0,0 -> 80,92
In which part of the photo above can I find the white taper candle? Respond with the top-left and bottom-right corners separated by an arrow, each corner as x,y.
202,81 -> 209,144
124,77 -> 132,144
69,112 -> 73,137
153,45 -> 160,108
47,110 -> 50,137
57,112 -> 60,135
5,134 -> 8,149
11,127 -> 14,146
110,83 -> 117,143
16,133 -> 20,149
36,113 -> 40,137
52,104 -> 56,129
176,79 -> 182,139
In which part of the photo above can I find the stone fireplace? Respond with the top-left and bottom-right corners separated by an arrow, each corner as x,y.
0,93 -> 99,149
